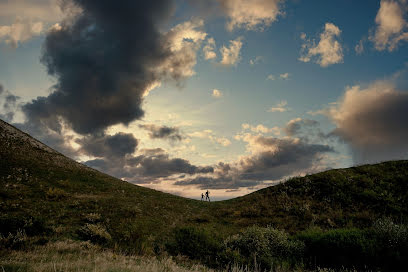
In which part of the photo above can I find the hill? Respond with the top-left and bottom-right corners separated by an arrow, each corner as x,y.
1,119 -> 408,271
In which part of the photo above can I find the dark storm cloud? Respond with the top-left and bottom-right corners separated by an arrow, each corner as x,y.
83,151 -> 214,183
126,153 -> 214,178
4,94 -> 20,109
22,0 -> 176,134
174,176 -> 261,190
327,82 -> 408,164
139,124 -> 183,141
78,132 -> 138,158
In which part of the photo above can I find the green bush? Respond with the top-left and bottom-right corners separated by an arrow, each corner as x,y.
371,219 -> 408,271
166,227 -> 224,267
297,221 -> 408,271
297,228 -> 374,269
77,223 -> 112,245
225,226 -> 304,270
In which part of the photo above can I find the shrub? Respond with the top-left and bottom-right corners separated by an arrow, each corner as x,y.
77,223 -> 112,245
296,228 -> 375,269
296,223 -> 408,271
45,187 -> 67,200
371,219 -> 408,271
166,227 -> 224,268
0,215 -> 48,237
0,229 -> 28,250
225,226 -> 304,270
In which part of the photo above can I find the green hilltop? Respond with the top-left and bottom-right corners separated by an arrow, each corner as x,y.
1,119 -> 408,271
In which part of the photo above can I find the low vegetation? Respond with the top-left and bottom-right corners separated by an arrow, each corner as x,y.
1,120 -> 408,271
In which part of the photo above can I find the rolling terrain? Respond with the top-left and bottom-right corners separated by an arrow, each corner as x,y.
1,119 -> 408,271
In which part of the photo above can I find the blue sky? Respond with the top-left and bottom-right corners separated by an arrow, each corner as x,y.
1,0 -> 408,200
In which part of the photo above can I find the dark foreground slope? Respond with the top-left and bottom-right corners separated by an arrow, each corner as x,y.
0,119 -> 206,253
1,119 -> 408,270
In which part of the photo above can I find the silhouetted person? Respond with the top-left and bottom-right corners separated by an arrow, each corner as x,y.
201,193 -> 204,201
205,190 -> 210,202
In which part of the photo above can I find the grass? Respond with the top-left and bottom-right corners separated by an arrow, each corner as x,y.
0,240 -> 372,272
1,119 -> 408,271
0,240 -> 215,272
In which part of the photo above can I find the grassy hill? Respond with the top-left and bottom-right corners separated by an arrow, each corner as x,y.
1,119 -> 408,271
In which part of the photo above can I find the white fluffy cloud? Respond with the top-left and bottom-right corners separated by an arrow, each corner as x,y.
0,0 -> 63,22
299,23 -> 344,67
220,37 -> 243,66
218,0 -> 285,31
203,37 -> 217,60
370,0 -> 408,51
325,81 -> 408,163
0,20 -> 43,48
158,19 -> 208,80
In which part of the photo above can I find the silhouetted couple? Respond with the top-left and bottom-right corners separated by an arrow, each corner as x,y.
201,190 -> 210,202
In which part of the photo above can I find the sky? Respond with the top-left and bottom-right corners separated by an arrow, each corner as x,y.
1,0 -> 408,200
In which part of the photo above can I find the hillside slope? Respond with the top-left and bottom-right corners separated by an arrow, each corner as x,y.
1,119 -> 408,252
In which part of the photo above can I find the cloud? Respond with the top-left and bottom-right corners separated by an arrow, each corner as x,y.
189,129 -> 231,146
241,123 -> 280,135
0,19 -> 43,48
0,84 -> 21,122
212,89 -> 223,98
84,151 -> 214,183
267,74 -> 276,80
158,18 -> 208,80
0,0 -> 63,22
268,100 -> 290,112
139,124 -> 184,141
203,37 -> 217,60
280,72 -> 290,79
249,56 -> 263,65
78,133 -> 138,158
22,1 -> 206,135
299,23 -> 344,67
176,134 -> 333,189
370,0 -> 408,51
218,0 -> 285,31
267,73 -> 290,80
284,118 -> 319,137
220,37 -> 243,66
325,81 -> 408,163
236,135 -> 334,180
14,119 -> 79,158
355,38 -> 365,55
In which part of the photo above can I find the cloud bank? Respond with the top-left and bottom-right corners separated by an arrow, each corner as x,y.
22,0 -> 207,136
176,134 -> 333,189
326,81 -> 408,163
